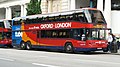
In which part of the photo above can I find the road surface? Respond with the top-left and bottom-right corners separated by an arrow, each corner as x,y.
0,48 -> 120,67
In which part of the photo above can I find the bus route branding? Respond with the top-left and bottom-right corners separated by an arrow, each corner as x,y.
29,22 -> 72,29
15,31 -> 23,37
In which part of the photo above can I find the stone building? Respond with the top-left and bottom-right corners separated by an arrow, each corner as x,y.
0,0 -> 120,35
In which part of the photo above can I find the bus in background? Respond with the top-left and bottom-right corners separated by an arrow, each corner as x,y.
0,19 -> 12,48
12,8 -> 109,52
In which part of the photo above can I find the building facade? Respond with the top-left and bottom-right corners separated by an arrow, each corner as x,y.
0,0 -> 29,19
0,0 -> 91,19
0,0 -> 120,36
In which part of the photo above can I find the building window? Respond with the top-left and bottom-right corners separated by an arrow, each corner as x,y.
90,0 -> 97,8
112,0 -> 120,10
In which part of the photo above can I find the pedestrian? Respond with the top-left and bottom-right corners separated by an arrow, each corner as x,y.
116,37 -> 119,49
107,33 -> 118,53
108,33 -> 114,51
117,37 -> 120,49
107,33 -> 113,52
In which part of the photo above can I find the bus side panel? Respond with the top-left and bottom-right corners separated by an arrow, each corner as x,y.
22,30 -> 38,45
12,26 -> 22,46
37,38 -> 68,49
23,31 -> 68,50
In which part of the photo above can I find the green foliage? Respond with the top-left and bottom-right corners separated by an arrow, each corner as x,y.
26,0 -> 42,15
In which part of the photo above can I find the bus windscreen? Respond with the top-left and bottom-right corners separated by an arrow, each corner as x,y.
84,10 -> 106,24
86,29 -> 106,40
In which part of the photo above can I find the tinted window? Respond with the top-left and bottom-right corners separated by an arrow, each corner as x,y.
3,32 -> 11,39
0,22 -> 4,28
41,29 -> 71,38
13,20 -> 21,25
86,29 -> 106,40
75,13 -> 87,22
0,33 -> 2,40
112,0 -> 120,10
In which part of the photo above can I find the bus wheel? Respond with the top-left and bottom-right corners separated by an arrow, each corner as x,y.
7,45 -> 13,48
64,43 -> 74,53
26,42 -> 32,50
103,48 -> 109,52
20,42 -> 26,50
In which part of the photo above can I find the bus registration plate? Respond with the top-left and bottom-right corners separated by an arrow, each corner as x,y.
97,48 -> 102,49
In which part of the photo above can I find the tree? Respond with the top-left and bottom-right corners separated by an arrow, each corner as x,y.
26,0 -> 42,15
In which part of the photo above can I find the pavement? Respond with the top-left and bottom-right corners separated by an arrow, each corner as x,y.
109,49 -> 120,55
116,49 -> 120,54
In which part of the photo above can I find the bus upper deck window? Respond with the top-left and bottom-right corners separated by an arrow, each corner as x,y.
0,22 -> 4,28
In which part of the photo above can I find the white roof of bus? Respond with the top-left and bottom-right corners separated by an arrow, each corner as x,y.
0,20 -> 4,22
0,19 -> 12,22
13,8 -> 90,20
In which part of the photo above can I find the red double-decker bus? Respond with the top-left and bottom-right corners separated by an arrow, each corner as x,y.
0,19 -> 12,48
12,8 -> 109,52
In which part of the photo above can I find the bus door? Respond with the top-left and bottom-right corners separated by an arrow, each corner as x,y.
73,29 -> 86,45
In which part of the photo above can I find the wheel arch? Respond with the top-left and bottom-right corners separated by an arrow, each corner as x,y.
64,41 -> 73,47
26,40 -> 31,44
20,40 -> 25,44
